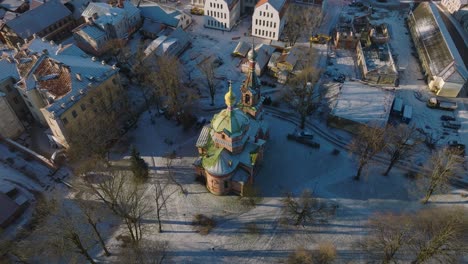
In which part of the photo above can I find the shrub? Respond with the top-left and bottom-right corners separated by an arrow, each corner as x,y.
315,242 -> 337,264
287,247 -> 313,264
192,214 -> 216,235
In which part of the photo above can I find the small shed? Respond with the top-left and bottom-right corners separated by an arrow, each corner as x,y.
232,41 -> 250,57
402,105 -> 412,124
391,97 -> 403,116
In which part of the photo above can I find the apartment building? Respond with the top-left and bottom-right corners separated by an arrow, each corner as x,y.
0,0 -> 76,48
251,0 -> 288,40
13,38 -> 125,147
204,0 -> 240,31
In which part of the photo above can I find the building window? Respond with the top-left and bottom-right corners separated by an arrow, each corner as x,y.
221,134 -> 225,139
273,32 -> 275,38
224,181 -> 228,188
80,104 -> 86,111
255,28 -> 257,34
90,97 -> 95,104
72,110 -> 78,118
13,97 -> 19,104
27,101 -> 33,107
6,85 -> 12,92
260,11 -> 262,16
274,22 -> 276,28
62,118 -> 68,125
112,78 -> 117,85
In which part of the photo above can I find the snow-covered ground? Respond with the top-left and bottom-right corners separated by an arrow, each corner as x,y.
0,143 -> 60,240
102,107 -> 468,263
100,1 -> 468,262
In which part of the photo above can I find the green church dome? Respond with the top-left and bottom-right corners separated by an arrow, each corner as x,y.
211,82 -> 250,136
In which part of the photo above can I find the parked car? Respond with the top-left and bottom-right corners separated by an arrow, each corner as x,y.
442,121 -> 461,130
190,7 -> 204,15
440,115 -> 456,121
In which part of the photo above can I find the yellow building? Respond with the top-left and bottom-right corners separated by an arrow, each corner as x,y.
14,38 -> 125,148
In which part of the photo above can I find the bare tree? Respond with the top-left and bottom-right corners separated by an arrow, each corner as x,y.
409,207 -> 468,264
281,189 -> 336,227
80,169 -> 128,215
80,169 -> 152,244
361,212 -> 413,263
362,207 -> 468,264
382,124 -> 423,176
18,196 -> 98,263
153,180 -> 177,233
418,148 -> 464,204
199,60 -> 217,106
284,67 -> 320,129
76,198 -> 112,256
117,182 -> 152,244
348,126 -> 386,180
118,239 -> 169,264
282,5 -> 322,46
165,158 -> 186,194
150,55 -> 197,119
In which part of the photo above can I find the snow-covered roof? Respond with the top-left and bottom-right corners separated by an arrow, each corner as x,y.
0,0 -> 26,11
14,39 -> 117,116
331,81 -> 395,128
5,1 -> 71,39
141,18 -> 165,35
144,27 -> 190,57
82,1 -> 139,18
410,2 -> 468,79
253,43 -> 275,69
25,37 -> 88,58
75,24 -> 107,42
232,41 -> 250,57
139,4 -> 184,28
0,56 -> 19,81
44,55 -> 118,116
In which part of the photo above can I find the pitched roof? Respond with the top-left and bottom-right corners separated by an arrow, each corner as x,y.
0,0 -> 27,11
0,56 -> 19,81
411,2 -> 468,78
5,0 -> 71,39
75,24 -> 107,42
139,4 -> 182,28
255,0 -> 287,12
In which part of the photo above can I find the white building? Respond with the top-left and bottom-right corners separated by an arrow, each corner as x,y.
251,0 -> 288,40
204,0 -> 240,31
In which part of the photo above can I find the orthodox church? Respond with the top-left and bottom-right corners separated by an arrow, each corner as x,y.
194,47 -> 269,196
